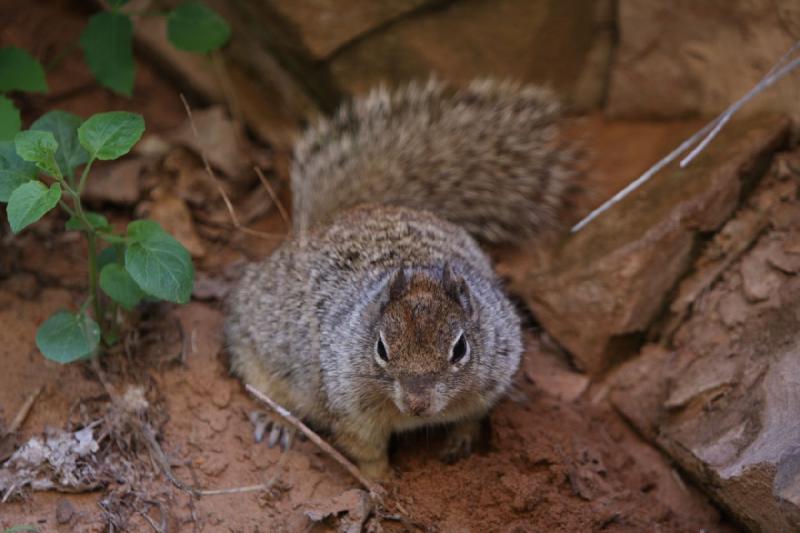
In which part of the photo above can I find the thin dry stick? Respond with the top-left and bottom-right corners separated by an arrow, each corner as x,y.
245,384 -> 386,500
138,417 -> 194,494
138,507 -> 164,533
254,165 -> 291,230
680,51 -> 800,168
1,482 -> 18,503
195,452 -> 288,496
679,41 -> 800,169
572,41 -> 800,233
8,386 -> 43,433
142,412 -> 290,497
92,358 -> 289,498
179,93 -> 284,241
88,358 -> 193,494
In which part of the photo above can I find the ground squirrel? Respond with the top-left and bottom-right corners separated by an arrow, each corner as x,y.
226,79 -> 574,479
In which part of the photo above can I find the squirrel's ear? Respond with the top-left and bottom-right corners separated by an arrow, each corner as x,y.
388,269 -> 407,299
442,264 -> 474,316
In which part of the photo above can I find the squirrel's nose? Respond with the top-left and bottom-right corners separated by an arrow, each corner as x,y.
404,392 -> 430,415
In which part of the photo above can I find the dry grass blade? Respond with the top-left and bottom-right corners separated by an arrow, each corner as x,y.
254,166 -> 291,230
245,384 -> 386,500
89,359 -> 288,499
8,386 -> 42,434
195,452 -> 287,496
179,93 -> 285,241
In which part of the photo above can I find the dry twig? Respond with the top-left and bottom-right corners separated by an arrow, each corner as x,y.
8,386 -> 43,434
90,358 -> 291,499
572,41 -> 800,233
195,452 -> 287,496
245,384 -> 386,500
179,93 -> 284,241
137,419 -> 194,494
254,165 -> 291,230
142,415 -> 288,498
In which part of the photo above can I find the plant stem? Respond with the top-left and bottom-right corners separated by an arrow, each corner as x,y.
70,193 -> 93,231
105,301 -> 120,346
86,230 -> 102,328
44,42 -> 78,72
97,232 -> 127,244
78,158 -> 95,195
58,199 -> 76,217
65,167 -> 104,331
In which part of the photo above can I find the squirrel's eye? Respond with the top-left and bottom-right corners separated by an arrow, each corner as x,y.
450,333 -> 469,364
376,337 -> 389,362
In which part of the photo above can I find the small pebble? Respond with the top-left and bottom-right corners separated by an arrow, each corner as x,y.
56,498 -> 75,524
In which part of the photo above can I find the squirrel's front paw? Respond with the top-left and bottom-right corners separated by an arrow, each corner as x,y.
249,410 -> 295,450
358,457 -> 392,481
440,419 -> 481,464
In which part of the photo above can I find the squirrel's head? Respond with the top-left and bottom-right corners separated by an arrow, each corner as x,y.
372,265 -> 476,417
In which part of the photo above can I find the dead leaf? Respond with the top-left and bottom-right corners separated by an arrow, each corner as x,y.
134,134 -> 171,159
304,488 -> 373,533
84,159 -> 143,205
0,427 -> 103,499
140,189 -> 206,258
161,147 -> 219,207
173,106 -> 250,179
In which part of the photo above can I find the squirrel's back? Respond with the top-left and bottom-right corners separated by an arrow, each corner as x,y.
291,78 -> 575,242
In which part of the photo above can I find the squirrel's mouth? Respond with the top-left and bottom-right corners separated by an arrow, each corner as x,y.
393,389 -> 440,417
392,378 -> 448,417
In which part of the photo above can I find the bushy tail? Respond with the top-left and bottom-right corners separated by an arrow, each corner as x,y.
291,78 -> 577,244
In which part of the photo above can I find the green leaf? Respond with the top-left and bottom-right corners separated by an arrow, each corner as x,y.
7,181 -> 62,233
0,141 -> 37,201
100,263 -> 144,310
78,111 -> 144,160
167,2 -> 231,53
109,0 -> 130,6
98,243 -> 125,270
0,95 -> 21,141
0,47 -> 48,93
125,220 -> 194,303
14,130 -> 61,177
3,526 -> 39,533
36,311 -> 100,363
31,111 -> 88,178
79,12 -> 135,96
65,212 -> 110,232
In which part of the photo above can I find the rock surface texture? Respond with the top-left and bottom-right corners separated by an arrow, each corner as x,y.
147,0 -> 613,138
610,147 -> 800,532
137,0 -> 798,147
325,0 -> 612,110
515,115 -> 791,374
607,0 -> 800,122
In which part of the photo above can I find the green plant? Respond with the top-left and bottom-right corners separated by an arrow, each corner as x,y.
82,0 -> 230,96
2,526 -> 39,533
0,47 -> 48,140
0,1 -> 230,135
0,110 -> 194,363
